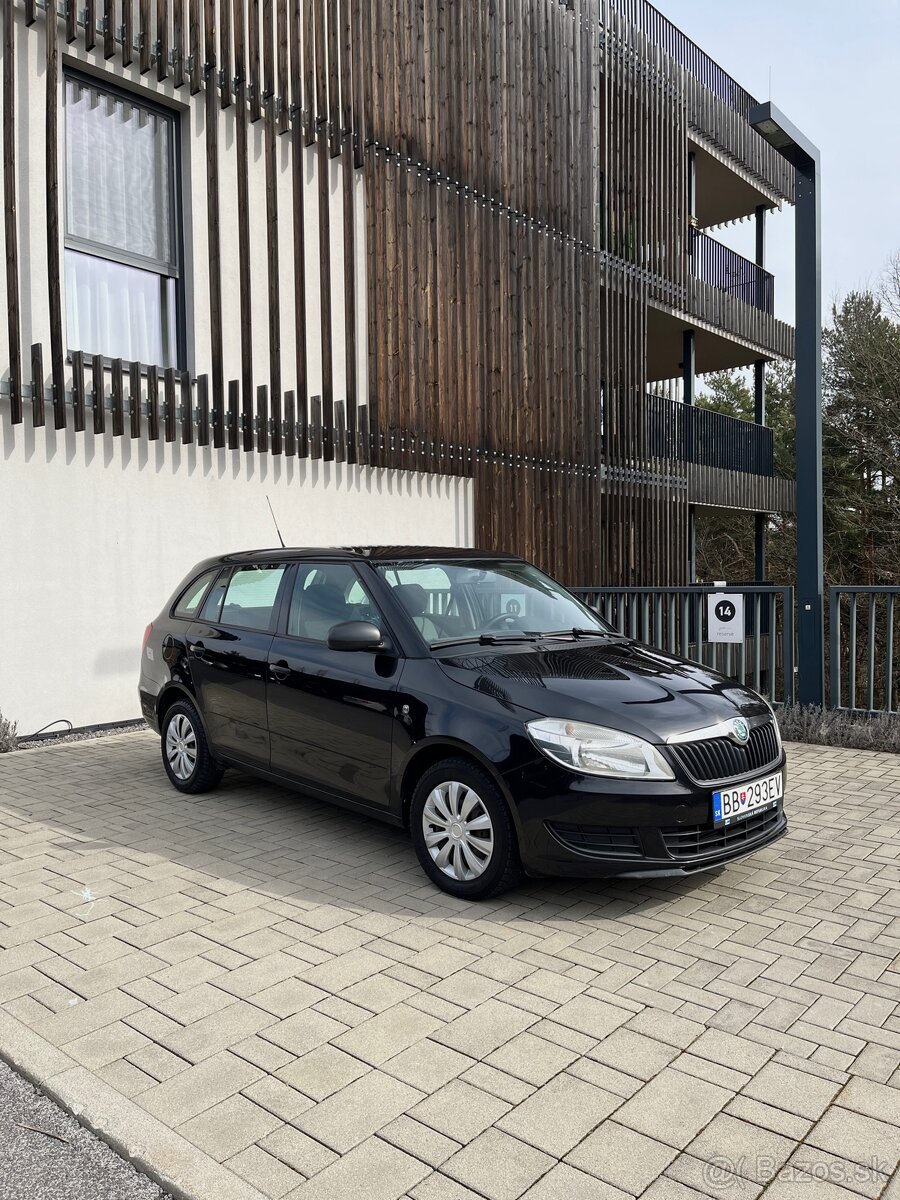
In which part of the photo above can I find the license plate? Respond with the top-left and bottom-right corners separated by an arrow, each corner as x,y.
713,770 -> 783,827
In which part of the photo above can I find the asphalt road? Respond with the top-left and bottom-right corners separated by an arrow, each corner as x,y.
0,1058 -> 171,1200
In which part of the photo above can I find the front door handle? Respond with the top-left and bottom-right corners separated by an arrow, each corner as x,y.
269,660 -> 291,682
190,641 -> 207,659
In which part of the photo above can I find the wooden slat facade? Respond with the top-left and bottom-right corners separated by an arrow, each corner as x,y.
1,0 -> 797,587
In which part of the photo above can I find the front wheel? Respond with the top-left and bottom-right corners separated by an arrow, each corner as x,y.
160,700 -> 223,794
410,758 -> 522,899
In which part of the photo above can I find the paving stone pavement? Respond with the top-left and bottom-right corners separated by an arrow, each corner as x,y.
1,731 -> 899,1200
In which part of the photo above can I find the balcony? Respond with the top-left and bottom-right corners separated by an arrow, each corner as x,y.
645,395 -> 772,475
691,231 -> 773,314
640,394 -> 795,513
611,0 -> 794,205
613,0 -> 757,119
643,230 -> 792,373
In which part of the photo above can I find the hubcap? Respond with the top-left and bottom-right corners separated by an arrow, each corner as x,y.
422,781 -> 494,881
165,713 -> 198,781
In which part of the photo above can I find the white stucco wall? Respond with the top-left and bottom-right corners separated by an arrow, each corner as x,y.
0,416 -> 473,733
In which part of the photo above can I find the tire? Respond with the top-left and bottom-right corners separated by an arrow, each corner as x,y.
160,699 -> 223,794
410,757 -> 522,899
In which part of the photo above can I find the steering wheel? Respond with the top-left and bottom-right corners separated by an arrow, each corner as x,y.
483,611 -> 523,630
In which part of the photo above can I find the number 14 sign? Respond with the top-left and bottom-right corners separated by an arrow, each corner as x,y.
707,592 -> 744,643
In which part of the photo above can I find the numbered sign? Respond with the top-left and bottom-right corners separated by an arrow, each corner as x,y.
707,593 -> 744,643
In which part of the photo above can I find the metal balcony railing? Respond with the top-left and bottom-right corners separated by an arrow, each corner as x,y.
691,230 -> 774,314
612,0 -> 758,120
644,394 -> 774,476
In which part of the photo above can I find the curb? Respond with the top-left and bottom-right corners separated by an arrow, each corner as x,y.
0,1009 -> 268,1200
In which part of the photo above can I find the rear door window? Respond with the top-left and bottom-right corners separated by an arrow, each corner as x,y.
218,565 -> 287,632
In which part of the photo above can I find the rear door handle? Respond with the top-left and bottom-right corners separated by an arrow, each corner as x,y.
269,660 -> 291,682
190,641 -> 207,659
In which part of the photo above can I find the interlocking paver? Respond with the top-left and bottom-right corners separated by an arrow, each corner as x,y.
496,1071 -> 620,1156
484,1031 -> 578,1086
380,1114 -> 462,1167
331,1001 -> 443,1065
276,1043 -> 368,1100
179,1095 -> 282,1161
743,1060 -> 842,1120
287,1136 -> 429,1200
409,1078 -> 510,1142
686,1112 -> 795,1183
442,1128 -> 555,1200
567,1119 -> 678,1193
3,734 -> 900,1200
383,1040 -> 476,1093
138,1051 -> 262,1124
294,1069 -> 424,1152
260,1125 -> 337,1177
227,1146 -> 305,1199
805,1106 -> 900,1172
431,998 -> 538,1058
613,1067 -> 733,1149
519,1162 -> 630,1200
838,1074 -> 900,1126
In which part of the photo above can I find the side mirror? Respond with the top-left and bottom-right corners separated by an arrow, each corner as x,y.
327,620 -> 388,653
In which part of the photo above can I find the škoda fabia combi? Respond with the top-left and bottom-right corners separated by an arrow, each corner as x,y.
140,548 -> 786,899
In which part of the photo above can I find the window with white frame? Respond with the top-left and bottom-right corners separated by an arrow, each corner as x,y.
64,73 -> 182,368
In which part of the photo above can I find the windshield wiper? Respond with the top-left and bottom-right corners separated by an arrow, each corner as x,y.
540,627 -> 618,640
430,632 -> 541,650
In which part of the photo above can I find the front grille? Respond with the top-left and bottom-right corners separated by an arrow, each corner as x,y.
662,805 -> 783,860
666,719 -> 780,784
547,822 -> 642,859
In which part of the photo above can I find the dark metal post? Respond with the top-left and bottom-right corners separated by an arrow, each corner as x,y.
754,358 -> 766,580
794,154 -> 824,704
755,203 -> 766,310
749,102 -> 823,706
687,151 -> 697,271
682,329 -> 695,407
682,327 -> 697,584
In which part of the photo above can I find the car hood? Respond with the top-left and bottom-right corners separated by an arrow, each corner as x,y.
435,638 -> 769,743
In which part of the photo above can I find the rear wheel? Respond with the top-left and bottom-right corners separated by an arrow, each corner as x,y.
160,700 -> 223,794
410,758 -> 522,899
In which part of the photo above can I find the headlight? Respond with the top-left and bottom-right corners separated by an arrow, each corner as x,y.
526,719 -> 674,780
763,700 -> 783,751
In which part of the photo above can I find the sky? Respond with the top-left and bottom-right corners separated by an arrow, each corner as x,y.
659,0 -> 900,323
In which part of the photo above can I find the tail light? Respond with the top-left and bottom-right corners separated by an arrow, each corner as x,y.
142,623 -> 153,654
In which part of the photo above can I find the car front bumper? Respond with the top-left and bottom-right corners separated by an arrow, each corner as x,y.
503,754 -> 788,878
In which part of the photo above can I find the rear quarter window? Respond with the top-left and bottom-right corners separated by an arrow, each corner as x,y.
172,569 -> 219,619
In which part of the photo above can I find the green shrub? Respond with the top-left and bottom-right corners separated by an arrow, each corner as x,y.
778,705 -> 900,753
0,711 -> 17,754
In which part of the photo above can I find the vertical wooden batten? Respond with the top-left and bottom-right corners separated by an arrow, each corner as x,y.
3,0 -> 22,424
204,0 -> 224,417
45,0 -> 66,431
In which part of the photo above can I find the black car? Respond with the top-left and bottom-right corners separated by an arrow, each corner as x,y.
139,548 -> 787,899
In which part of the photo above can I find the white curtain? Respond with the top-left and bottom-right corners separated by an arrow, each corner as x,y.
65,250 -> 175,366
65,77 -> 174,266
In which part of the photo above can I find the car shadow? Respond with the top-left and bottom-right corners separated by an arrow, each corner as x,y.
4,733 -> 756,930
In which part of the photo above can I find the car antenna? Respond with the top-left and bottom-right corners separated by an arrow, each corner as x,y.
266,496 -> 286,549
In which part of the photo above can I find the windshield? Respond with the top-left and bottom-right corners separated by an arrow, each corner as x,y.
376,559 -> 615,647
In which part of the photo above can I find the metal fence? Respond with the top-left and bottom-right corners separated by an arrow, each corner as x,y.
644,394 -> 775,476
611,0 -> 757,119
829,587 -> 900,715
570,585 -> 795,706
691,231 -> 774,314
